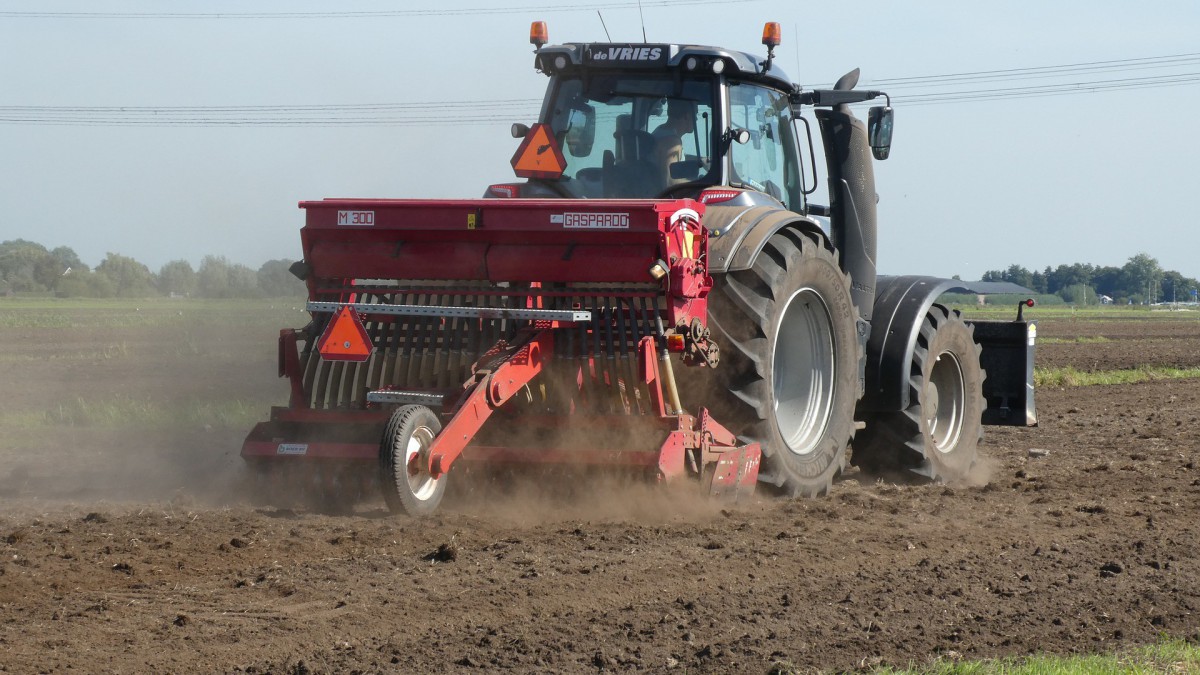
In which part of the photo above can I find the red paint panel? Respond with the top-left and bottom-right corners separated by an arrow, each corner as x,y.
486,244 -> 656,283
308,241 -> 489,280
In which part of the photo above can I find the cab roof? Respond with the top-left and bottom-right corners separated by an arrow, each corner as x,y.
535,42 -> 795,92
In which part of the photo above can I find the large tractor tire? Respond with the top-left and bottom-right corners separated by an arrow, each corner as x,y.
380,405 -> 447,516
852,304 -> 984,481
701,229 -> 861,498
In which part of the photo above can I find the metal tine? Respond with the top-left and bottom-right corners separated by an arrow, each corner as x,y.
383,288 -> 404,389
367,290 -> 392,391
561,293 -> 576,412
309,290 -> 339,408
349,290 -> 375,406
328,359 -> 346,408
464,289 -> 484,381
301,319 -> 323,408
590,296 -> 610,414
581,293 -> 593,412
392,290 -> 414,389
448,285 -> 475,386
302,290 -> 335,407
638,294 -> 657,411
420,292 -> 447,388
413,291 -> 432,388
575,293 -> 589,409
401,292 -> 427,389
338,288 -> 369,406
449,288 -> 470,386
601,299 -> 623,413
614,296 -> 638,415
442,289 -> 461,387
475,289 -> 492,370
627,297 -> 649,414
431,292 -> 450,389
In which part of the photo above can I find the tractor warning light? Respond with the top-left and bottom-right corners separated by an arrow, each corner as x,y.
530,21 -> 548,48
762,22 -> 781,48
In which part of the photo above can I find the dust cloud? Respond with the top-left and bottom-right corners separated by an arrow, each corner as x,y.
0,304 -> 286,509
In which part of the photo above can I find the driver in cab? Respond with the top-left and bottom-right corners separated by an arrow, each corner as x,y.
652,99 -> 696,191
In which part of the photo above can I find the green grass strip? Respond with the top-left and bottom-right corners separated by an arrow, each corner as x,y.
825,636 -> 1200,674
952,305 -> 1200,321
1039,336 -> 1112,344
1035,365 -> 1200,387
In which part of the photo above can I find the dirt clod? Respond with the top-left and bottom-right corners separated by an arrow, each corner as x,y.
425,542 -> 457,563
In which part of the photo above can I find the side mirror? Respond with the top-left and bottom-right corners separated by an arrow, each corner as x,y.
563,103 -> 595,157
867,106 -> 894,160
729,128 -> 751,145
511,123 -> 530,139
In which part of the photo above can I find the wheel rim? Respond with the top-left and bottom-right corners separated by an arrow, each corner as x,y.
926,351 -> 965,454
772,288 -> 836,456
404,425 -> 439,501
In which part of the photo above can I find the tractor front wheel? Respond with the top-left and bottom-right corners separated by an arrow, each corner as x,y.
380,405 -> 447,516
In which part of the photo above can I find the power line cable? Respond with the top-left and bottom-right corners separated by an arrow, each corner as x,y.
0,0 -> 758,20
3,56 -> 1198,125
862,52 -> 1200,86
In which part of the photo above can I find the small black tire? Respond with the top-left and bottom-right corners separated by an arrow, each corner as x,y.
853,304 -> 985,481
698,228 -> 860,498
380,405 -> 447,516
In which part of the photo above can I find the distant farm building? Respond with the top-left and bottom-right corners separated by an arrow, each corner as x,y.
951,281 -> 1037,305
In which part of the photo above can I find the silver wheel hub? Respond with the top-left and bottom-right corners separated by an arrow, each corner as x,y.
404,425 -> 440,501
926,352 -> 965,454
772,288 -> 836,456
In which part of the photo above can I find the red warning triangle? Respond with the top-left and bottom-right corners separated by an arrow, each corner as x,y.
510,123 -> 567,179
317,306 -> 372,362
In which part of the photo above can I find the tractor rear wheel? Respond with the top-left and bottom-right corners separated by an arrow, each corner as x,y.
380,405 -> 447,516
852,304 -> 984,481
701,229 -> 860,497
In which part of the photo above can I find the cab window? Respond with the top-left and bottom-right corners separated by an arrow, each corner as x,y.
727,83 -> 804,210
547,74 -> 715,198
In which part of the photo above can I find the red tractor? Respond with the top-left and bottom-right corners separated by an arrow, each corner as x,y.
242,22 -> 1036,514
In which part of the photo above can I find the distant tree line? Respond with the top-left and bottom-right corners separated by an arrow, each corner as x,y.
982,253 -> 1198,305
0,239 -> 306,298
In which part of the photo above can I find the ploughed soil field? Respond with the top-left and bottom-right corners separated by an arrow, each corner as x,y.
1,302 -> 1199,673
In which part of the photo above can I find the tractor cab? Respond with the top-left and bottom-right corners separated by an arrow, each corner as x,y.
493,22 -> 820,213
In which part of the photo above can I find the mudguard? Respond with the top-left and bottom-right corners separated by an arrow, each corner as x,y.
862,275 -> 1038,426
862,275 -> 972,412
703,204 -> 827,274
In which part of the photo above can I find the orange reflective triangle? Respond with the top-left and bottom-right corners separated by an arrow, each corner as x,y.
510,123 -> 567,179
317,306 -> 372,362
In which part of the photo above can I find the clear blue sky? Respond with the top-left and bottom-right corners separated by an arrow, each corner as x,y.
2,0 -> 1198,280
